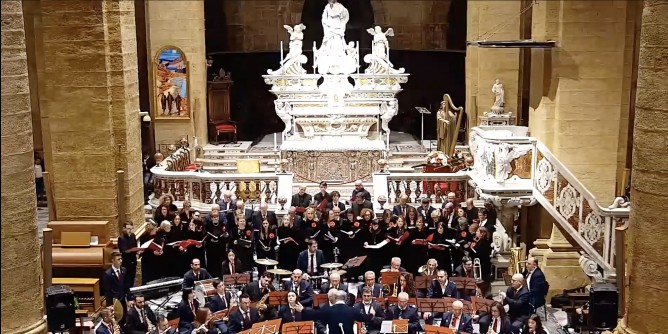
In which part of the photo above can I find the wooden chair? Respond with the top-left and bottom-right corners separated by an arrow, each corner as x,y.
208,76 -> 237,144
212,121 -> 237,144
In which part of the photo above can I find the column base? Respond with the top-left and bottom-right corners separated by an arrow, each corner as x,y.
541,249 -> 590,301
529,238 -> 550,267
3,317 -> 47,334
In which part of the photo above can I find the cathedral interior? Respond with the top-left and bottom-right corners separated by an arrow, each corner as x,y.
1,0 -> 667,333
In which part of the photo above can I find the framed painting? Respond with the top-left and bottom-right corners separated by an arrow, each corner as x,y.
153,46 -> 190,119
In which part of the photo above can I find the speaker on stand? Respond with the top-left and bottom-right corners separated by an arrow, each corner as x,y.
45,285 -> 76,332
589,282 -> 619,330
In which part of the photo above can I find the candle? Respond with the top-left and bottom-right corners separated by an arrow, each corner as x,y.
280,41 -> 284,64
273,132 -> 278,151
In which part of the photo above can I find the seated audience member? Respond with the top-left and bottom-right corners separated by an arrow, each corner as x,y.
500,274 -> 533,331
439,300 -> 473,334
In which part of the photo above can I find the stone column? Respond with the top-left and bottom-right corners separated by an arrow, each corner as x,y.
0,1 -> 47,333
145,1 -> 208,146
38,0 -> 144,233
466,0 -> 522,130
618,1 -> 668,333
529,0 -> 636,204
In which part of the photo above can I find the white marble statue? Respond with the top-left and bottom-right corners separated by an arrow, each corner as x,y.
315,0 -> 356,74
490,79 -> 505,114
268,24 -> 308,75
363,26 -> 405,74
274,100 -> 293,136
492,219 -> 512,253
379,99 -> 398,134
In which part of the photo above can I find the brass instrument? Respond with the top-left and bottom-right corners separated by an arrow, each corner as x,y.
361,322 -> 368,334
111,316 -> 121,334
417,264 -> 427,274
392,283 -> 398,297
256,289 -> 270,313
473,258 -> 483,283
90,298 -> 124,323
505,247 -> 524,284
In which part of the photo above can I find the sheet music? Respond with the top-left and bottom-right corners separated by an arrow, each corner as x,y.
380,321 -> 394,333
139,238 -> 154,249
364,239 -> 389,249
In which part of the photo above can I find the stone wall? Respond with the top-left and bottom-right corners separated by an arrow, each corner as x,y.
146,0 -> 208,147
528,0 -> 635,204
217,0 -> 453,52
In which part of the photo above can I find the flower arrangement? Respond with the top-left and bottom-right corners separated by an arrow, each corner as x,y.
426,150 -> 467,171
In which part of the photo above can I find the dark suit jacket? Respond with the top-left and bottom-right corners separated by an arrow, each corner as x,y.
228,307 -> 261,334
297,249 -> 326,274
207,292 -> 233,312
326,201 -> 346,212
125,306 -> 157,334
182,269 -> 212,290
353,301 -> 385,330
292,193 -> 312,208
427,280 -> 458,298
221,259 -> 244,276
392,204 -> 411,217
177,299 -> 200,326
440,312 -> 473,334
217,200 -> 237,212
278,305 -> 304,323
483,317 -> 513,334
525,267 -> 548,308
504,286 -> 532,322
386,305 -> 421,333
321,282 -> 348,293
251,210 -> 278,230
242,281 -> 275,302
314,191 -> 332,205
282,280 -> 315,307
351,188 -> 371,202
351,201 -> 373,217
102,266 -> 130,306
356,283 -> 383,298
305,303 -> 367,334
454,264 -> 473,278
417,206 -> 436,226
95,323 -> 114,334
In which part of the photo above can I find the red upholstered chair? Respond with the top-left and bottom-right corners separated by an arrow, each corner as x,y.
211,120 -> 237,144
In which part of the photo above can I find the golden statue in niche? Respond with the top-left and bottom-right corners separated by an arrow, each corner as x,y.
436,94 -> 464,156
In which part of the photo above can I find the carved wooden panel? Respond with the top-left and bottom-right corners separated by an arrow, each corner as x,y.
285,150 -> 381,183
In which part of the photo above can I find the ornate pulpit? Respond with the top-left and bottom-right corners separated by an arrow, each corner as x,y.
207,70 -> 236,144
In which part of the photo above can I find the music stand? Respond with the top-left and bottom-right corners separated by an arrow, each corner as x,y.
392,319 -> 409,333
342,256 -> 367,270
471,297 -> 495,315
313,294 -> 329,308
415,107 -> 432,147
424,325 -> 454,334
414,276 -> 436,290
252,319 -> 282,334
385,297 -> 417,306
281,321 -> 314,334
224,273 -> 251,287
417,298 -> 448,316
380,272 -> 402,286
268,291 -> 289,306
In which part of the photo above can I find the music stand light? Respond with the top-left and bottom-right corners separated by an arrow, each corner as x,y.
281,321 -> 314,334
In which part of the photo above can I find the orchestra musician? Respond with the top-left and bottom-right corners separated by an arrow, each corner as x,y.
381,257 -> 406,273
353,287 -> 385,334
419,259 -> 439,277
117,222 -> 138,289
499,274 -> 533,331
521,314 -> 548,334
149,315 -> 176,334
208,280 -> 233,313
182,258 -> 212,290
439,300 -> 473,334
254,220 -> 277,273
204,204 -> 229,277
454,257 -> 474,278
523,257 -> 548,313
321,272 -> 348,292
278,291 -> 305,323
102,251 -> 130,324
94,308 -> 116,334
385,292 -> 421,334
283,269 -> 315,307
124,294 -> 157,334
356,271 -> 382,298
221,250 -> 243,276
187,308 -> 221,334
470,226 -> 493,287
423,269 -> 457,323
397,272 -> 417,297
228,294 -> 262,334
297,240 -> 326,276
177,288 -> 200,328
242,272 -> 275,317
480,301 -> 513,334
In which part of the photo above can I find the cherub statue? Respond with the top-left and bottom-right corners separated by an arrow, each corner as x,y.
274,101 -> 293,136
267,24 -> 308,75
284,24 -> 306,58
363,26 -> 405,74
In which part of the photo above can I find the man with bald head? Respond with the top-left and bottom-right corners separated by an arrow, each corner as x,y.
251,202 -> 278,229
464,198 -> 478,224
351,180 -> 371,202
500,273 -> 532,330
301,289 -> 368,334
439,300 -> 473,333
386,292 -> 421,333
321,272 -> 348,292
283,269 -> 314,307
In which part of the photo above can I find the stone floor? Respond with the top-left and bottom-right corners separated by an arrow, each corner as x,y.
36,205 -> 49,244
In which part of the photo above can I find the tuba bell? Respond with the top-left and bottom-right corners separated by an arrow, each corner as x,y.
417,264 -> 427,274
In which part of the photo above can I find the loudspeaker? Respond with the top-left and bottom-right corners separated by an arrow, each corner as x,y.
589,282 -> 618,329
46,285 -> 76,332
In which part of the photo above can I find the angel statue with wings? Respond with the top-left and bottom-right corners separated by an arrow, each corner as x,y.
267,24 -> 308,75
363,26 -> 405,74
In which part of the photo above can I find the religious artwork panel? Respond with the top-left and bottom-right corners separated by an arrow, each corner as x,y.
154,46 -> 190,119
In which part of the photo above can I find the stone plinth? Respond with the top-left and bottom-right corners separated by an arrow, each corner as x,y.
542,226 -> 590,301
1,1 -> 47,332
479,114 -> 517,127
285,150 -> 381,183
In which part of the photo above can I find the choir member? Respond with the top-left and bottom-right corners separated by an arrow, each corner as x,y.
167,214 -> 189,276
153,205 -> 173,225
405,217 -> 429,273
205,204 -> 229,277
254,220 -> 277,273
117,222 -> 138,288
277,215 -> 300,271
230,217 -> 254,270
185,213 -> 206,268
362,219 -> 387,274
313,181 -> 331,205
471,226 -> 493,287
291,186 -> 312,209
387,216 -> 410,261
326,191 -> 346,212
179,200 -> 194,226
416,198 -> 436,227
320,214 -> 342,263
160,195 -> 179,214
427,222 -> 455,276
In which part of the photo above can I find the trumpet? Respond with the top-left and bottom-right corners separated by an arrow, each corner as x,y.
473,258 -> 483,283
392,283 -> 398,297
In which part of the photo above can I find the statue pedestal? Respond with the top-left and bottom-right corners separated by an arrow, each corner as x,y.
479,113 -> 516,126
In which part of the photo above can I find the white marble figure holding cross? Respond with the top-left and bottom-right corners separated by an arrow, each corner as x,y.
363,26 -> 405,74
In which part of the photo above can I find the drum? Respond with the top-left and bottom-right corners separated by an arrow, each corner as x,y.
194,280 -> 217,305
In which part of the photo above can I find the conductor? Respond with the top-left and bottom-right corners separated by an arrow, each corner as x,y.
300,290 -> 368,334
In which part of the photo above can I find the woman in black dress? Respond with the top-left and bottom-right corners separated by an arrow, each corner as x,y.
471,226 -> 493,288
427,222 -> 454,276
167,214 -> 189,276
320,212 -> 343,263
255,220 -> 277,273
160,194 -> 179,214
362,219 -> 387,274
406,217 -> 430,273
179,200 -> 194,226
277,215 -> 300,271
522,314 -> 548,334
154,204 -> 174,225
230,217 -> 254,271
302,207 -> 321,248
185,215 -> 206,268
387,216 -> 410,261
